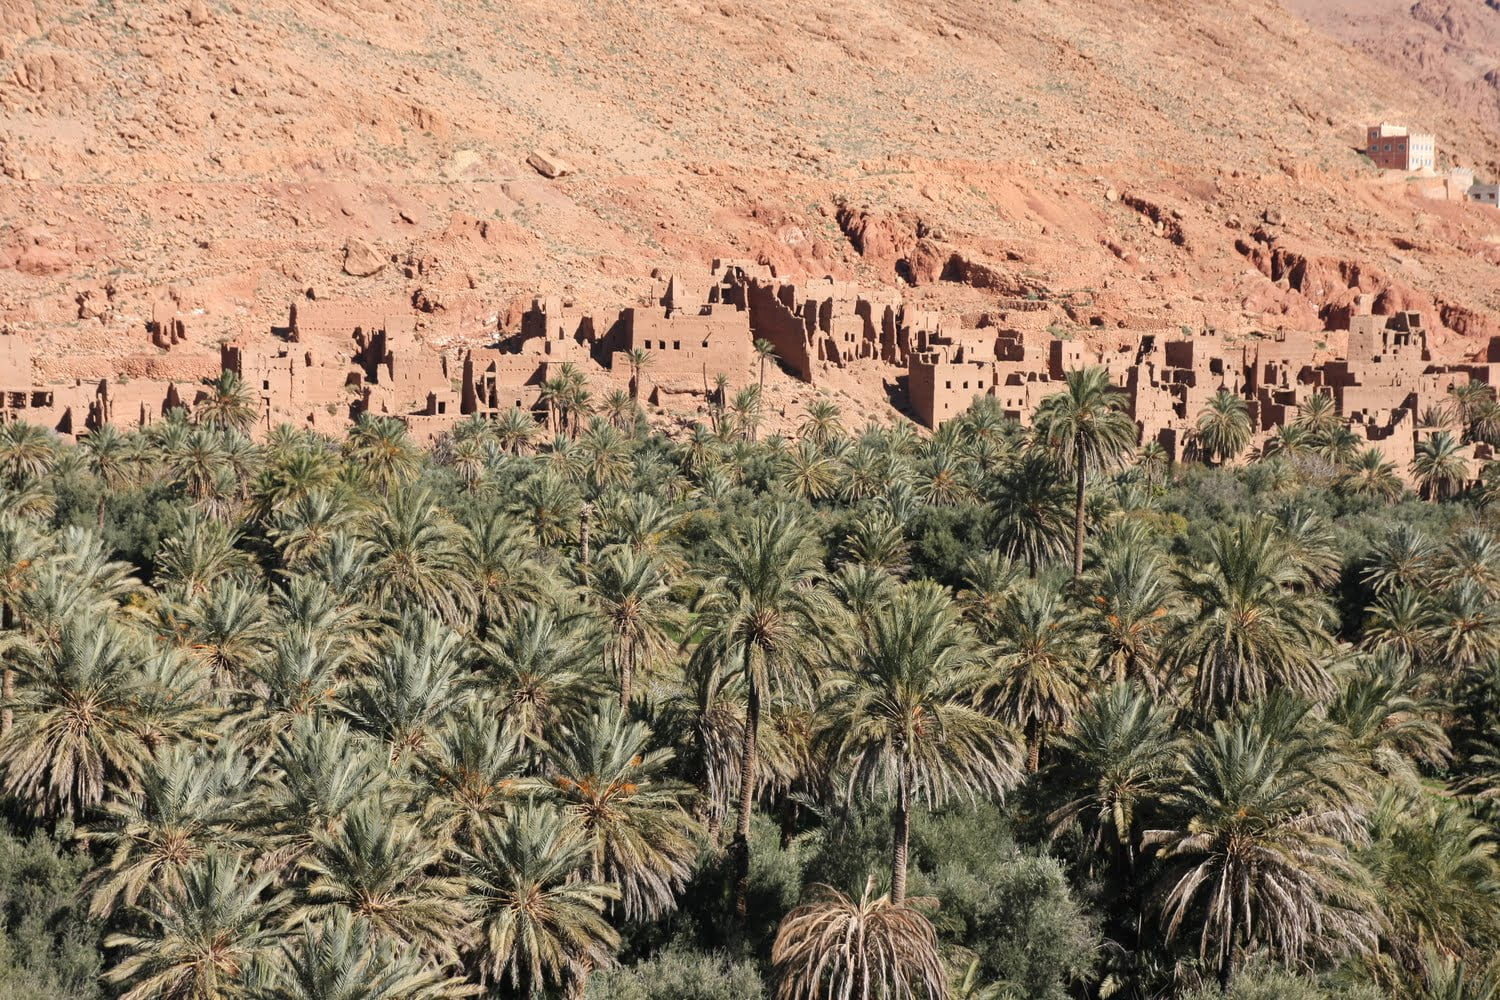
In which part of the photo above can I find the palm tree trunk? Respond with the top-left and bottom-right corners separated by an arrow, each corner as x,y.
1025,718 -> 1041,773
891,766 -> 911,904
0,603 -> 11,738
732,676 -> 760,921
96,493 -> 106,530
618,641 -> 632,709
1072,441 -> 1086,579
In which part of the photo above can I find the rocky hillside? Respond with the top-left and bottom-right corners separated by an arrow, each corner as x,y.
1285,0 -> 1500,150
2,0 -> 1499,386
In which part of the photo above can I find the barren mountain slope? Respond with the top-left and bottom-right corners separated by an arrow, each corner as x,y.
1284,0 -> 1500,146
2,0 -> 1499,394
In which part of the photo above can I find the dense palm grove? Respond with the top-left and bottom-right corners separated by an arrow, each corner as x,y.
3,364 -> 1500,1000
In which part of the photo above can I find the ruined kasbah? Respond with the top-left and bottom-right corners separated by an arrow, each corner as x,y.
1,258 -> 1494,485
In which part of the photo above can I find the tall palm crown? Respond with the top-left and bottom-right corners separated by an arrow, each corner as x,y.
196,370 -> 260,435
587,545 -> 681,707
821,580 -> 1021,902
1171,517 -> 1333,717
542,698 -> 700,920
1194,389 -> 1253,466
985,582 -> 1093,772
1144,719 -> 1378,987
1412,431 -> 1469,501
694,504 -> 836,918
1031,367 -> 1138,577
460,801 -> 619,995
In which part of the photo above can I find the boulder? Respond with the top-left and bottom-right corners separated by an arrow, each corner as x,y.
341,237 -> 385,277
526,150 -> 574,179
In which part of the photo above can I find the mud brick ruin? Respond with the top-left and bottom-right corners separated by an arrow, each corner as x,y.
4,240 -> 1500,486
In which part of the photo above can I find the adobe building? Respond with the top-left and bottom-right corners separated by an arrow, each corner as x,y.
1472,182 -> 1500,208
615,264 -> 753,398
1366,123 -> 1436,172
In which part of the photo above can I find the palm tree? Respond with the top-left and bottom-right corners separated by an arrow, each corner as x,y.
0,513 -> 47,737
86,742 -> 258,919
1194,389 -> 1252,466
458,510 -> 542,639
1340,447 -> 1405,501
601,388 -> 635,431
986,453 -> 1073,576
1363,587 -> 1439,667
543,698 -> 700,920
155,511 -> 253,599
730,384 -> 763,442
346,416 -> 420,495
196,370 -> 260,435
360,486 -> 473,626
783,439 -> 840,501
799,398 -> 843,446
754,338 -> 778,393
694,505 -> 836,918
1031,367 -> 1137,577
105,853 -> 285,1000
1364,523 -> 1437,596
81,424 -> 135,528
772,879 -> 947,1000
1293,392 -> 1342,443
626,347 -> 653,401
0,612 -> 156,818
1144,720 -> 1379,988
343,612 -> 469,764
588,547 -> 681,707
1049,683 -> 1178,874
416,701 -> 530,851
294,802 -> 469,963
1171,518 -> 1333,717
461,801 -> 620,996
480,606 -> 605,759
1327,655 -> 1448,787
1413,431 -> 1469,501
0,420 -> 56,488
245,910 -> 478,1000
1083,546 -> 1178,688
985,582 -> 1092,772
493,407 -> 537,455
822,581 -> 1021,902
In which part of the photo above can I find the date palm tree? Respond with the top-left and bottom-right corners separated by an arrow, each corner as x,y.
461,801 -> 620,996
417,701 -> 530,852
1340,448 -> 1404,501
86,742 -> 259,919
0,612 -> 155,818
479,606 -> 605,760
1144,719 -> 1379,988
360,486 -> 473,626
783,439 -> 840,501
81,424 -> 135,528
458,510 -> 543,639
1194,389 -> 1253,467
1364,523 -> 1437,596
693,504 -> 836,918
1049,683 -> 1179,874
986,453 -> 1073,576
799,397 -> 843,446
1293,392 -> 1342,443
293,801 -> 469,963
822,581 -> 1021,902
1363,587 -> 1439,668
493,407 -> 538,455
197,370 -> 260,435
588,546 -> 681,707
986,582 -> 1093,772
1083,546 -> 1178,689
542,698 -> 700,920
245,910 -> 478,1000
1032,367 -> 1138,577
343,612 -> 469,765
0,420 -> 57,488
754,338 -> 778,393
1413,431 -> 1469,501
105,853 -> 285,1000
346,416 -> 420,496
1171,517 -> 1333,717
626,347 -> 652,402
772,879 -> 946,1000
